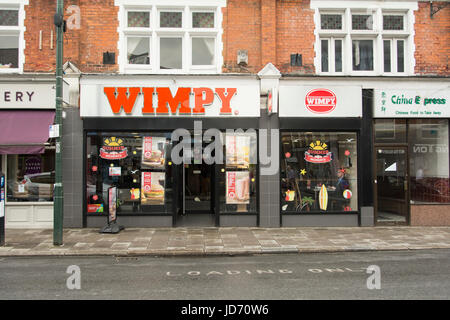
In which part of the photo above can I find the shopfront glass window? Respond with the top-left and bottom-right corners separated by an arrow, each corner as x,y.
281,132 -> 358,213
86,132 -> 174,215
409,120 -> 450,203
374,119 -> 407,143
218,131 -> 258,214
6,149 -> 55,202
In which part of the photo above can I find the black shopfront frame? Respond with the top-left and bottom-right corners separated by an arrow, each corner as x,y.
279,118 -> 362,219
82,117 -> 260,228
278,89 -> 374,227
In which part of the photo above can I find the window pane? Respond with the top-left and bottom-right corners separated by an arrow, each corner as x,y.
352,40 -> 373,71
86,133 -> 174,214
160,12 -> 182,28
321,14 -> 342,30
321,39 -> 329,72
335,39 -> 342,72
281,132 -> 358,213
127,37 -> 150,65
384,40 -> 391,72
7,151 -> 55,202
0,10 -> 18,26
374,119 -> 407,143
127,11 -> 150,28
397,40 -> 404,72
160,38 -> 182,69
409,120 -> 450,203
352,14 -> 372,30
192,38 -> 215,65
383,15 -> 404,30
219,131 -> 258,213
0,35 -> 19,68
193,12 -> 214,28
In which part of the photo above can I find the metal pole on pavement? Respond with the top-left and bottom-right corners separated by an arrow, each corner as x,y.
53,0 -> 64,245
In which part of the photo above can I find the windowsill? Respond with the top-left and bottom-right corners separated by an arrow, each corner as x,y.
282,211 -> 359,215
122,68 -> 220,74
6,201 -> 53,205
0,68 -> 21,73
410,202 -> 450,206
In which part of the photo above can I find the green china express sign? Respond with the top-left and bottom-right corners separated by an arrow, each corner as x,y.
375,88 -> 449,118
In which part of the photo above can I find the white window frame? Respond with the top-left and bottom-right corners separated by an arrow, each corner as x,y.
382,37 -> 407,74
312,1 -> 417,76
0,1 -> 27,74
319,37 -> 345,74
116,0 -> 225,74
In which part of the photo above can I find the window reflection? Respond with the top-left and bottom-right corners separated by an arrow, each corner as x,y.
281,132 -> 358,213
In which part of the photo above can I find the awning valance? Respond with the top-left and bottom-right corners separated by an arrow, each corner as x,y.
0,110 -> 55,154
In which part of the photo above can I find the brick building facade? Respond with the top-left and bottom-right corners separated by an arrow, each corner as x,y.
1,0 -> 449,229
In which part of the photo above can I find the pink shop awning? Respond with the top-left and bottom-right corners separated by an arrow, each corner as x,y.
0,110 -> 55,154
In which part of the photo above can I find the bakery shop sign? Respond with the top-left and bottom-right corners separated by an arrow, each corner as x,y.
99,137 -> 128,160
305,89 -> 337,114
104,87 -> 237,115
304,141 -> 333,164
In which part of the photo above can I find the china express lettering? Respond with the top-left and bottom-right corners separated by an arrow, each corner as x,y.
391,95 -> 413,104
424,98 -> 446,106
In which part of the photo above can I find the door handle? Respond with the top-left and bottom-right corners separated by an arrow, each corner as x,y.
404,180 -> 408,191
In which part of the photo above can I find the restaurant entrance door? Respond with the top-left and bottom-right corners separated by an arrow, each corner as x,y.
375,146 -> 409,225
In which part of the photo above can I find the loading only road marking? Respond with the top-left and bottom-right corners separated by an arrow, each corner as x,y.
165,267 -> 367,277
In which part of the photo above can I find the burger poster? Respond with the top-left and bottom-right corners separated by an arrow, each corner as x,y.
226,135 -> 250,168
141,172 -> 165,205
142,137 -> 166,169
226,171 -> 250,204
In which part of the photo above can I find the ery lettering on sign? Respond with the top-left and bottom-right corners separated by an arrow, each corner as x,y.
2,91 -> 35,102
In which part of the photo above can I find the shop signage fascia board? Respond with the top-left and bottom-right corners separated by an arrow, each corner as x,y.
279,77 -> 449,118
374,87 -> 450,118
278,82 -> 363,118
80,75 -> 260,118
0,79 -> 70,109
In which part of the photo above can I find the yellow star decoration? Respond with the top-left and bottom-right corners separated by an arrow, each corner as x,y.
300,169 -> 307,175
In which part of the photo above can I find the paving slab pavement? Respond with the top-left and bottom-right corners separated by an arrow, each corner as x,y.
0,226 -> 449,256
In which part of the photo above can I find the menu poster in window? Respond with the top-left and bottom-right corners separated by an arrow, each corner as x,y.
226,171 -> 250,204
108,187 -> 117,222
25,156 -> 42,175
109,167 -> 121,176
142,137 -> 166,169
141,172 -> 165,205
226,135 -> 250,168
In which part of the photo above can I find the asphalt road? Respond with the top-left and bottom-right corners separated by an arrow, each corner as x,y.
0,249 -> 449,300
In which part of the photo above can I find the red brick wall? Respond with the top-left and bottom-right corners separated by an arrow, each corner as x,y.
222,0 -> 262,73
24,0 -> 118,73
414,2 -> 450,75
222,0 -> 315,74
275,0 -> 315,74
21,0 -> 449,76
